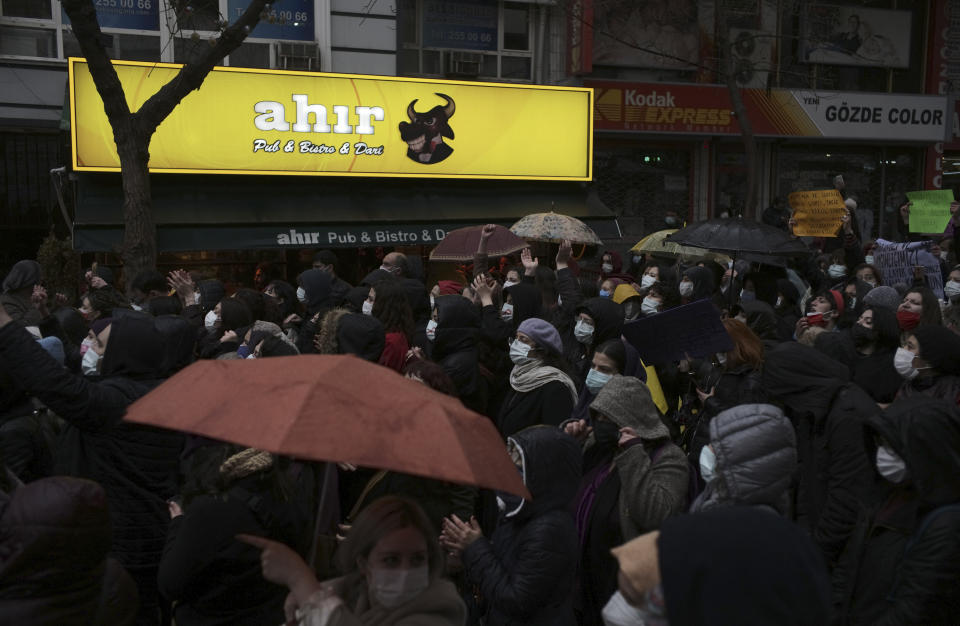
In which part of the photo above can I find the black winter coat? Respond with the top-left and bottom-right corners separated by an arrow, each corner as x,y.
463,426 -> 581,626
497,380 -> 575,438
834,397 -> 960,626
430,296 -> 486,414
0,318 -> 184,571
569,297 -> 624,387
763,342 -> 880,567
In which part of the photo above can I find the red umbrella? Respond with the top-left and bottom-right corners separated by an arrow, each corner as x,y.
124,354 -> 529,499
429,224 -> 528,262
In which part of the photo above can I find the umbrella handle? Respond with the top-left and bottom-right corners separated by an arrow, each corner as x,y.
573,244 -> 587,260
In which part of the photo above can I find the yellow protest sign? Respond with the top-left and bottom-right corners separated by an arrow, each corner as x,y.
788,190 -> 847,237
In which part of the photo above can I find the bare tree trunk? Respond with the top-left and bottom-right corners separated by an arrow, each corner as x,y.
63,0 -> 270,284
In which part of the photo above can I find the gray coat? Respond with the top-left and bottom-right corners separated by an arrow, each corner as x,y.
690,403 -> 797,515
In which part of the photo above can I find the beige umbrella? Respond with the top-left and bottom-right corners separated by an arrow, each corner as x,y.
631,229 -> 731,264
510,212 -> 602,245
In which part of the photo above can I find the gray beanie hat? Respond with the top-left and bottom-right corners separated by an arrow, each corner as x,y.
517,317 -> 563,354
862,285 -> 901,312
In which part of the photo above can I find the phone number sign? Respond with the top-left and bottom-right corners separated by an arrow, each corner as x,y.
229,0 -> 313,42
63,0 -> 159,31
422,0 -> 497,51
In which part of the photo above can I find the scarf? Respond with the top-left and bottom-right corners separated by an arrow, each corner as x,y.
509,359 -> 578,403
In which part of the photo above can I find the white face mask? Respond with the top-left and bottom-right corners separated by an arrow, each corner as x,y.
876,445 -> 908,483
426,319 -> 438,341
940,251 -> 949,262
641,297 -> 659,316
204,309 -> 219,330
640,274 -> 657,289
893,347 -> 919,380
678,280 -> 694,297
716,352 -> 727,366
368,566 -> 429,608
509,339 -> 533,365
699,444 -> 717,483
81,349 -> 101,376
500,302 -> 514,322
574,319 -> 594,344
945,280 -> 960,299
865,255 -> 875,265
601,262 -> 614,274
775,296 -> 783,308
193,291 -> 202,305
80,337 -> 95,356
503,280 -> 518,289
828,264 -> 847,279
602,591 -> 647,626
296,286 -> 307,303
362,300 -> 374,316
429,295 -> 436,310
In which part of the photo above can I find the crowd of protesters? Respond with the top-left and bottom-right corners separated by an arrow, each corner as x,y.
0,198 -> 959,625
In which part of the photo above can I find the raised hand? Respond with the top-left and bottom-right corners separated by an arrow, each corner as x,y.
556,239 -> 572,268
521,247 -> 539,276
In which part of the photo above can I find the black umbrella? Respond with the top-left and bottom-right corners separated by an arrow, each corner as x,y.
666,218 -> 810,257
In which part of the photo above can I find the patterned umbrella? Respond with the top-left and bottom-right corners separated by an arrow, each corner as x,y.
429,224 -> 528,262
510,212 -> 602,245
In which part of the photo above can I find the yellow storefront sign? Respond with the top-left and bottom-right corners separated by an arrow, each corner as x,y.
68,58 -> 593,180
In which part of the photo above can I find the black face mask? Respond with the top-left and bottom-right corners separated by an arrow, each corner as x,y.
593,420 -> 621,448
852,324 -> 877,348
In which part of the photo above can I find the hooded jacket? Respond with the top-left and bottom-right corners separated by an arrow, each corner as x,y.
155,314 -> 197,377
431,296 -> 485,414
0,260 -> 42,327
570,298 -> 624,385
683,266 -> 717,302
0,477 -> 138,625
0,317 -> 184,576
294,270 -> 336,354
836,396 -> 960,625
763,342 -> 879,567
503,282 -> 543,327
690,403 -> 797,515
463,426 -> 581,626
574,376 -> 687,625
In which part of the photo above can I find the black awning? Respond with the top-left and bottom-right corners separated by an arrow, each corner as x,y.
73,174 -> 619,252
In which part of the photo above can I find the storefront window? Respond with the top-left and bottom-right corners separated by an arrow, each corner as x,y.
502,2 -> 528,50
593,141 -> 693,228
228,41 -> 271,68
170,0 -> 221,32
63,31 -> 161,62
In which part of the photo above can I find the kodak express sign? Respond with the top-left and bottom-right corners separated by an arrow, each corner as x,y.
68,59 -> 593,180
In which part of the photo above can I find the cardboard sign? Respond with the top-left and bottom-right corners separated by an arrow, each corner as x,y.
621,299 -> 733,366
873,238 -> 944,299
907,189 -> 955,234
788,189 -> 847,237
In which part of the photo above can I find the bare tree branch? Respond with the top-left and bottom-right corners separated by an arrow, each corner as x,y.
137,0 -> 270,134
62,0 -> 131,125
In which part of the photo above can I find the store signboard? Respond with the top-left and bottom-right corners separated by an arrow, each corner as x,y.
588,81 -> 949,143
70,59 -> 593,180
62,0 -> 160,31
422,0 -> 498,51
228,0 -> 313,42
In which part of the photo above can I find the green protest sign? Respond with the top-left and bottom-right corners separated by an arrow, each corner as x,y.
907,189 -> 955,234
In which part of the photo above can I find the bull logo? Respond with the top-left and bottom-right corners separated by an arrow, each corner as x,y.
398,93 -> 455,164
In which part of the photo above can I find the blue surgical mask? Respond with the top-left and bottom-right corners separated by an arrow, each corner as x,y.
641,297 -> 659,316
237,344 -> 251,359
296,286 -> 307,303
598,289 -> 611,298
426,319 -> 438,341
509,339 -> 533,365
500,302 -> 514,322
585,368 -> 612,394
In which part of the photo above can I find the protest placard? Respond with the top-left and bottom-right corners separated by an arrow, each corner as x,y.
788,190 -> 847,237
621,299 -> 733,366
873,238 -> 944,299
907,189 -> 955,234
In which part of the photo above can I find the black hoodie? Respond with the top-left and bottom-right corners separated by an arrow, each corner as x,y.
462,426 -> 581,626
763,342 -> 879,567
0,317 -> 183,585
431,295 -> 485,414
570,297 -> 624,384
837,397 -> 960,625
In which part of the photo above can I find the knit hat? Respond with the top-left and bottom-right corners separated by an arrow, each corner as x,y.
912,326 -> 960,375
862,285 -> 900,312
517,318 -> 562,354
